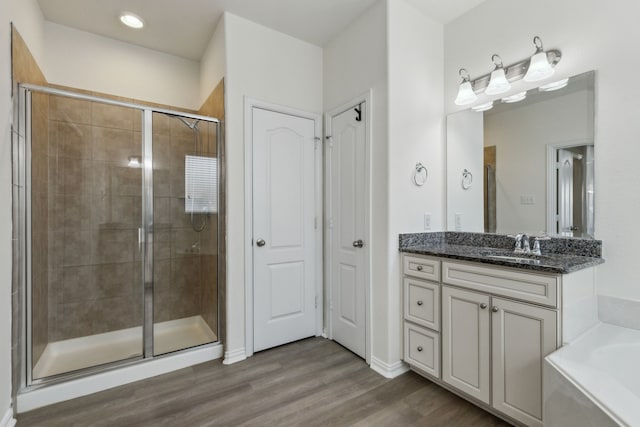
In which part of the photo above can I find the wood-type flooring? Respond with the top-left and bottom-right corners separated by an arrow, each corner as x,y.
18,337 -> 511,426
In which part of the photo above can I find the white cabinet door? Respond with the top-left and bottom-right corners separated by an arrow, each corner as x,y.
491,297 -> 557,427
442,286 -> 490,404
252,108 -> 317,352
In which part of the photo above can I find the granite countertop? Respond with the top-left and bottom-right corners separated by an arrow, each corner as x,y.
399,232 -> 604,274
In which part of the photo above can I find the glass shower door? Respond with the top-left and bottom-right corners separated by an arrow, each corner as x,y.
151,112 -> 219,356
28,90 -> 145,380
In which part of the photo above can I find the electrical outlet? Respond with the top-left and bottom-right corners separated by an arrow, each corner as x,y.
455,213 -> 463,231
424,213 -> 431,230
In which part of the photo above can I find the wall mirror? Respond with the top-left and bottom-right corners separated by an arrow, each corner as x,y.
446,70 -> 595,238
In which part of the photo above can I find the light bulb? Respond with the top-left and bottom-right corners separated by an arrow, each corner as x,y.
501,91 -> 527,103
524,51 -> 554,82
120,12 -> 144,29
472,101 -> 494,112
539,78 -> 569,92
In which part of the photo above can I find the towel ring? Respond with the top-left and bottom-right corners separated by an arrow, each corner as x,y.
462,169 -> 473,190
414,163 -> 428,186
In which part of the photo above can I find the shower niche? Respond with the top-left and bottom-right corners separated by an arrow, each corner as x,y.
15,85 -> 222,384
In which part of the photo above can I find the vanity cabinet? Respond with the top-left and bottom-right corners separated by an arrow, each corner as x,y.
402,255 -> 441,379
441,286 -> 490,404
403,254 -> 561,427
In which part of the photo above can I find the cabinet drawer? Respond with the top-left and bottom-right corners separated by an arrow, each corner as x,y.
404,278 -> 440,331
442,261 -> 559,307
403,255 -> 440,282
404,322 -> 440,378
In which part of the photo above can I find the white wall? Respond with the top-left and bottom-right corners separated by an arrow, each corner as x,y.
484,89 -> 593,235
199,15 -> 226,106
3,1 -> 46,423
223,12 -> 323,357
324,0 -> 390,365
386,0 -> 444,365
0,10 -> 12,425
43,22 -> 201,110
445,0 -> 640,301
446,110 -> 483,232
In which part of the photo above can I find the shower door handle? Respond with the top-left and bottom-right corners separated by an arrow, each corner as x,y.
138,228 -> 144,252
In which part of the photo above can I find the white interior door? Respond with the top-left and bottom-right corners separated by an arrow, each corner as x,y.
252,107 -> 317,352
327,103 -> 367,359
557,149 -> 574,236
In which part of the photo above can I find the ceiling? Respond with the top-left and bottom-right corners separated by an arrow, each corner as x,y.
37,0 -> 485,61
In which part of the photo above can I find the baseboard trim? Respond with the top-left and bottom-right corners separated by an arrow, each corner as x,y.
1,407 -> 17,427
17,343 -> 223,413
370,356 -> 409,379
223,347 -> 247,365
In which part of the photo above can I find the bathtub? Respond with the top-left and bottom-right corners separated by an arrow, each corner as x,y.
544,323 -> 640,426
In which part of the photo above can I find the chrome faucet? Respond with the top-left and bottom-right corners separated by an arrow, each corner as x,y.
514,233 -> 531,254
531,234 -> 551,256
513,233 -> 551,255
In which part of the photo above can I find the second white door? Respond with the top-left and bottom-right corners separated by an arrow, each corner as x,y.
327,103 -> 367,359
252,107 -> 318,352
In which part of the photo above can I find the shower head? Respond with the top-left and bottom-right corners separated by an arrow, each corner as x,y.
176,116 -> 200,131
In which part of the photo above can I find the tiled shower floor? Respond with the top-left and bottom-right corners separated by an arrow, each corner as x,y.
33,315 -> 217,379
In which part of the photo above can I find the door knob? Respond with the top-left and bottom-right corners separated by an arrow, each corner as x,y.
256,239 -> 266,247
480,303 -> 487,309
416,265 -> 423,271
492,306 -> 499,313
353,240 -> 364,248
417,346 -> 423,352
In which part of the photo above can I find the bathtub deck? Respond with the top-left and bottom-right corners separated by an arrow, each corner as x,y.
545,322 -> 640,426
33,316 -> 217,379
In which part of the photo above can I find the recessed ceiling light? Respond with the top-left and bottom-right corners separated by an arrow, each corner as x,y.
539,78 -> 570,92
472,101 -> 494,112
501,91 -> 527,103
120,12 -> 144,29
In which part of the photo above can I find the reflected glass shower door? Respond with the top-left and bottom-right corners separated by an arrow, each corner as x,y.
152,112 -> 219,356
28,90 -> 144,380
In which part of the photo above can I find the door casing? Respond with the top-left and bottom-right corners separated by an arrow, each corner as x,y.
244,98 -> 323,358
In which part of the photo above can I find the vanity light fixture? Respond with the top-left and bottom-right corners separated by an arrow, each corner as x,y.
454,68 -> 478,106
453,36 -> 561,105
485,55 -> 511,95
539,78 -> 570,92
472,101 -> 494,112
120,12 -> 145,29
524,36 -> 555,82
501,91 -> 527,103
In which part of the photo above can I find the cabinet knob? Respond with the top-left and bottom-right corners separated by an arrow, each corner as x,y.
492,306 -> 499,313
480,303 -> 487,309
417,346 -> 423,352
416,265 -> 423,271
417,300 -> 424,306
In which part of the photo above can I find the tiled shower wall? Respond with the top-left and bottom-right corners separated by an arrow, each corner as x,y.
42,97 -> 219,344
47,95 -> 144,341
152,113 -> 218,334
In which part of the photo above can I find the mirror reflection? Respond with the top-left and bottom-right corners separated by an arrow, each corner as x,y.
446,70 -> 595,238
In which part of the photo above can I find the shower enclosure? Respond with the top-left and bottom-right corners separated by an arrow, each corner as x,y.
13,84 -> 222,387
